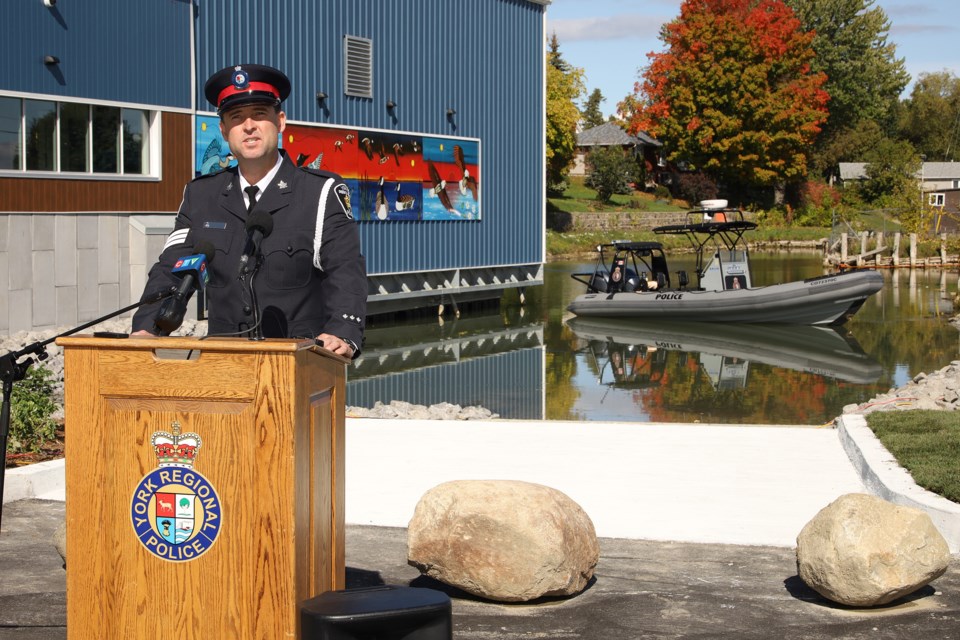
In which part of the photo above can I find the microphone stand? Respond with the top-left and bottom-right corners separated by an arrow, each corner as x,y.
238,253 -> 266,342
0,286 -> 177,534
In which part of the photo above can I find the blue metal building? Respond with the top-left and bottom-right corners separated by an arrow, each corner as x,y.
0,0 -> 548,333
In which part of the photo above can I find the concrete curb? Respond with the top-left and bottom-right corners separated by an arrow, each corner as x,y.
3,458 -> 65,504
837,413 -> 960,553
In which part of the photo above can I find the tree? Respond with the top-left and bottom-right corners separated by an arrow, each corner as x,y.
582,88 -> 606,129
785,0 -> 909,176
858,137 -> 922,230
899,71 -> 960,161
546,34 -> 585,195
785,0 -> 907,136
585,146 -> 638,203
620,0 -> 828,200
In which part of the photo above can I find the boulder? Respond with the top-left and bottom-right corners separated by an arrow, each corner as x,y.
796,493 -> 950,606
407,480 -> 599,602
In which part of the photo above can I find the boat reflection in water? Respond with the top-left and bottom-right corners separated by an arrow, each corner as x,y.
566,317 -> 883,424
347,317 -> 545,419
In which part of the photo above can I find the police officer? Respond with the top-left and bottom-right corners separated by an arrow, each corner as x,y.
132,64 -> 366,358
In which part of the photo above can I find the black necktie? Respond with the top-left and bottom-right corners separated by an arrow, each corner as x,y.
244,185 -> 259,214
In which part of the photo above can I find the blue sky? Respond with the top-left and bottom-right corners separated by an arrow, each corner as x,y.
545,0 -> 960,118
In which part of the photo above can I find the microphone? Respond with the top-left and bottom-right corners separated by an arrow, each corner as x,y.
238,210 -> 274,277
154,241 -> 216,334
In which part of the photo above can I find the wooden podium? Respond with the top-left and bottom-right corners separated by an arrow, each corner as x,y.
55,335 -> 348,639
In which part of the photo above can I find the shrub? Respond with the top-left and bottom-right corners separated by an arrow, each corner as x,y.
675,172 -> 719,206
795,180 -> 840,227
9,365 -> 59,454
653,185 -> 672,201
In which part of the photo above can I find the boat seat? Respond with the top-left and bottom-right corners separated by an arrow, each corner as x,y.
608,259 -> 628,292
650,254 -> 670,288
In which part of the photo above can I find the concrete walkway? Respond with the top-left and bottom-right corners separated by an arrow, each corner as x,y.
345,418 -> 867,547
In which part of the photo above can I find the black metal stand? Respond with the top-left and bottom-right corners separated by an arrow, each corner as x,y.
0,287 -> 176,533
239,254 -> 266,341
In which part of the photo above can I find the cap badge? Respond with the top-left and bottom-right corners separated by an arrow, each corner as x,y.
232,68 -> 250,91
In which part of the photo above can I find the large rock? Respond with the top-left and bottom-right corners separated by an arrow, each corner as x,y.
407,480 -> 599,602
796,493 -> 950,606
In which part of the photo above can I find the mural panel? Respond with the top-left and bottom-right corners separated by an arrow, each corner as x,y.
195,116 -> 480,222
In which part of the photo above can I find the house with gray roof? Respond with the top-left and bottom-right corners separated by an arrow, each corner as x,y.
571,122 -> 662,178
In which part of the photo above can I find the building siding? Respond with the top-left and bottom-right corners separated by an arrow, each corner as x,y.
194,0 -> 545,276
2,0 -> 192,108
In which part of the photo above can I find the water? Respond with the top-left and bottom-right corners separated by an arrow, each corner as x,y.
348,252 -> 960,425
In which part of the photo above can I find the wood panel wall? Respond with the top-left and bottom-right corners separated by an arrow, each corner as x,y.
0,112 -> 191,213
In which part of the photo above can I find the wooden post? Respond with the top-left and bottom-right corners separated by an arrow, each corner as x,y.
860,233 -> 868,266
910,233 -> 917,268
893,233 -> 901,267
941,233 -> 948,266
841,232 -> 848,264
875,232 -> 884,266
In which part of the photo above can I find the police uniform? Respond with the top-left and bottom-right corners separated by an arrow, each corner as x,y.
132,64 -> 366,353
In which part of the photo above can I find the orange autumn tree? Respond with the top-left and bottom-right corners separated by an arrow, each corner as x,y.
621,0 -> 829,196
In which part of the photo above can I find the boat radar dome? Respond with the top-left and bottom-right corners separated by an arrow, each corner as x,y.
700,199 -> 728,211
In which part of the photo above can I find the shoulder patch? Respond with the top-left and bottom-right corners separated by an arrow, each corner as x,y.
334,183 -> 353,218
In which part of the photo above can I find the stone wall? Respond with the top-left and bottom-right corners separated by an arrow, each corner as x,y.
0,212 -> 178,335
548,209 -> 687,233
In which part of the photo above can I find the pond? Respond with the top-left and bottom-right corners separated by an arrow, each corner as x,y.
347,252 -> 960,425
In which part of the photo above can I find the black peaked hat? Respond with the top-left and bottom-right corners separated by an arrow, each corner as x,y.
204,64 -> 291,114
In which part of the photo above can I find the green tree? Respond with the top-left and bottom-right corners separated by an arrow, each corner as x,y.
785,0 -> 909,177
546,34 -> 585,196
621,0 -> 828,201
585,146 -> 637,203
899,71 -> 960,161
582,88 -> 606,129
858,137 -> 922,229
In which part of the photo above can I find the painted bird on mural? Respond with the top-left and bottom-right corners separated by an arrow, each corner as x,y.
453,145 -> 478,200
395,182 -> 415,211
376,176 -> 389,220
199,137 -> 233,175
426,161 -> 454,212
360,137 -> 374,160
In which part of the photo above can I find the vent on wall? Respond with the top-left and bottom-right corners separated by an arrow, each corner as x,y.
344,35 -> 373,98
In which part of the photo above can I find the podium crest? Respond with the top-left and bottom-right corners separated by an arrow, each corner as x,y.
130,421 -> 222,562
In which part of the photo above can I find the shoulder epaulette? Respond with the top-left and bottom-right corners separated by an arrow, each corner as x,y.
299,166 -> 343,181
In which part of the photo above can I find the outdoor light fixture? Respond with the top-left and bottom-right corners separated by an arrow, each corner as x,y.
386,99 -> 397,112
44,55 -> 59,65
446,108 -> 457,118
315,91 -> 328,105
43,0 -> 57,7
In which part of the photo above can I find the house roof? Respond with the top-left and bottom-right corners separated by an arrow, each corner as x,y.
577,122 -> 661,148
838,162 -> 868,180
839,161 -> 960,182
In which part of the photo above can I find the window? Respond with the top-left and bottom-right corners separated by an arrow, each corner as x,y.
929,193 -> 945,207
0,95 -> 156,177
344,35 -> 373,98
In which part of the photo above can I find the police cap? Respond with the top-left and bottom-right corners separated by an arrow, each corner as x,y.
204,64 -> 291,114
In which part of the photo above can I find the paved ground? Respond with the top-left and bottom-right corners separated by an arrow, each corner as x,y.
3,500 -> 960,639
3,419 -> 960,638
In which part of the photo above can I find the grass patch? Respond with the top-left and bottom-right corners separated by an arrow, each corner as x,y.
866,411 -> 960,504
549,176 -> 687,214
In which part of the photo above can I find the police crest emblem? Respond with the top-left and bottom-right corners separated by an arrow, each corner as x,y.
335,183 -> 353,218
130,421 -> 222,562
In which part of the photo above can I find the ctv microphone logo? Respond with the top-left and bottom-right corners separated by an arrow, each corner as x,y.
130,421 -> 222,562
